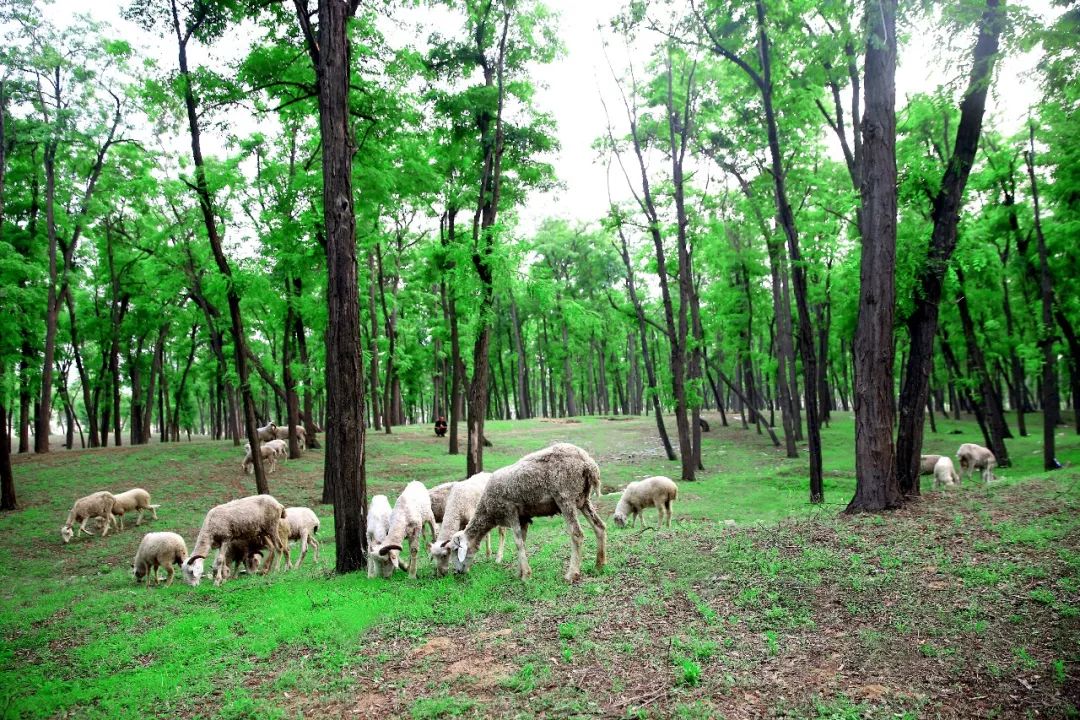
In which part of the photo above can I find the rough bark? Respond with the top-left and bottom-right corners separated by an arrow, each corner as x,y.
0,365 -> 14,510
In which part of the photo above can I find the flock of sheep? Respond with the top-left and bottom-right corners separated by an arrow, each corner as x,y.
58,432 -> 999,588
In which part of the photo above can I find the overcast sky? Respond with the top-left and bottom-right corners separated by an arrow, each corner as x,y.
38,0 -> 1055,236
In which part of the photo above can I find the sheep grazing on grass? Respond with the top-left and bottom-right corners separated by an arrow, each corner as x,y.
270,424 -> 307,451
428,482 -> 457,524
263,439 -> 288,459
279,507 -> 320,569
132,532 -> 188,587
956,443 -> 997,484
110,488 -> 160,531
242,443 -> 279,475
370,481 -> 436,579
429,473 -> 506,577
933,456 -> 961,489
214,517 -> 292,578
60,491 -> 117,544
919,455 -> 943,475
367,494 -> 393,578
449,443 -> 606,583
182,494 -> 287,587
613,476 -> 678,529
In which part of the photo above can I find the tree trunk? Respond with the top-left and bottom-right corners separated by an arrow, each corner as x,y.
0,366 -> 14,510
1056,310 -> 1080,435
509,296 -> 531,419
848,0 -> 901,513
284,293 -> 302,459
37,136 -> 60,454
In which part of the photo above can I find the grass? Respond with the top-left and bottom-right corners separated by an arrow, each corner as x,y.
1,411 -> 1078,718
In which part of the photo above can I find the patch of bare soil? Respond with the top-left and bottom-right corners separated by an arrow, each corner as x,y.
539,418 -> 581,424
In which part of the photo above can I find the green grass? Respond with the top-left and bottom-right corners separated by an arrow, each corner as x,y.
1,411 -> 1078,718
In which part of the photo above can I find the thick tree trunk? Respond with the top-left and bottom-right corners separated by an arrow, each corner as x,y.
37,138 -> 60,454
63,289 -> 99,447
895,0 -> 1002,493
1056,310 -> 1080,435
0,366 -> 14,510
848,0 -> 901,513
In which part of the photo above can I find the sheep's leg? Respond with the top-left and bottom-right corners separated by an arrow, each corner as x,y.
164,563 -> 175,587
135,509 -> 144,526
367,554 -> 376,578
495,528 -> 506,563
560,508 -> 585,583
578,501 -> 607,573
150,505 -> 158,520
407,532 -> 419,579
509,518 -> 531,580
484,532 -> 491,558
79,518 -> 94,537
99,515 -> 110,538
310,535 -> 320,564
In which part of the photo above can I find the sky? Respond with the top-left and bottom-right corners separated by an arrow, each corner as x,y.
36,0 -> 1056,237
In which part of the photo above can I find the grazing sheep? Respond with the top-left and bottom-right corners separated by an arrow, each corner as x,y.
428,481 -> 457,524
429,473 -> 506,576
933,456 -> 961,489
269,424 -> 307,450
60,491 -> 117,543
182,494 -> 287,587
919,455 -> 943,475
613,476 -> 678,529
449,443 -> 606,583
956,443 -> 997,483
279,507 -> 320,569
110,488 -> 160,531
211,536 -> 264,581
367,494 -> 393,578
256,423 -> 279,442
241,442 -> 279,475
263,439 -> 288,459
132,532 -> 188,588
370,481 -> 436,579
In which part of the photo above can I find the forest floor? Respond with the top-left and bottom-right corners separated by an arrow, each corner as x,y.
1,412 -> 1078,719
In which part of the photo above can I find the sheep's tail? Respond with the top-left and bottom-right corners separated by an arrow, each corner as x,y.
584,459 -> 602,501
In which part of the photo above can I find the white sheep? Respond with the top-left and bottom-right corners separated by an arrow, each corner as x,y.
428,481 -> 457,524
132,532 -> 188,587
367,494 -> 393,578
370,481 -> 436,579
182,494 -> 288,586
269,424 -> 307,451
449,443 -> 606,583
110,488 -> 160,531
241,442 -> 279,475
919,454 -> 943,475
956,443 -> 997,483
933,456 -> 961,489
279,506 -> 320,569
429,473 -> 506,576
256,423 -> 279,442
613,476 -> 678,529
60,491 -> 117,543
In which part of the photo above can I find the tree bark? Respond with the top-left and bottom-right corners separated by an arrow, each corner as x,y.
0,365 -> 14,510
509,296 -> 531,419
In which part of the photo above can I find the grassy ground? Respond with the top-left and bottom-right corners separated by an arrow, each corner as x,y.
1,412 -> 1078,719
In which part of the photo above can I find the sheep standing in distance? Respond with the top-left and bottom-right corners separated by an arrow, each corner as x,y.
133,532 -> 188,587
269,424 -> 307,451
449,443 -> 606,583
429,473 -> 506,576
60,491 -> 117,543
263,439 -> 288,460
110,488 -> 160,531
182,494 -> 287,587
256,423 -> 279,442
367,494 -> 394,578
919,455 -> 943,475
428,481 -> 457,524
279,506 -> 320,569
933,456 -> 961,489
370,481 -> 436,579
242,442 -> 279,475
956,443 -> 997,483
613,476 -> 678,529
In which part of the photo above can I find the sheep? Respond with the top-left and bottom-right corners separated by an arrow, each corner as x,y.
256,423 -> 279,442
370,481 -> 436,579
919,454 -> 943,475
279,506 -> 320,569
448,443 -> 606,583
60,491 -> 117,543
132,532 -> 188,588
612,476 -> 678,529
429,473 -> 506,577
215,517 -> 292,577
182,494 -> 287,587
241,442 -> 279,475
110,488 -> 160,531
263,439 -> 288,459
956,443 -> 997,483
933,456 -> 961,489
428,481 -> 457,524
367,494 -> 393,578
269,424 -> 307,450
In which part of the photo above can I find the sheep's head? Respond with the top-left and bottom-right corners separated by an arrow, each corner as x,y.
132,563 -> 143,582
376,543 -> 403,576
429,540 -> 452,576
183,556 -> 205,586
449,531 -> 474,574
60,525 -> 74,544
612,511 -> 628,529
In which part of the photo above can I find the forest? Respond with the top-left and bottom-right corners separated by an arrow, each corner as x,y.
1,0 -> 1079,717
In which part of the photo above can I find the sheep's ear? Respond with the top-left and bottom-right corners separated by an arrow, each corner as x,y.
456,541 -> 468,564
378,544 -> 402,556
440,540 -> 451,548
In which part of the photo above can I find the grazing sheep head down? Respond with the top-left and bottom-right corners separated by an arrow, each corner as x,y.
612,510 -> 628,529
375,543 -> 407,575
182,556 -> 205,586
60,525 -> 74,544
429,540 -> 452,576
449,531 -> 475,574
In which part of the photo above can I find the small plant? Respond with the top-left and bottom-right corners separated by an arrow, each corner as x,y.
1052,659 -> 1067,685
1029,588 -> 1055,605
675,656 -> 702,687
764,630 -> 780,657
1013,647 -> 1038,671
558,621 -> 580,640
410,696 -> 476,719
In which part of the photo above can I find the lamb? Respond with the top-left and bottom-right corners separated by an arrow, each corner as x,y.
60,491 -> 117,543
367,494 -> 394,578
933,456 -> 961,489
110,488 -> 160,531
612,476 -> 678,529
182,494 -> 287,586
956,443 -> 997,483
132,532 -> 188,587
279,506 -> 320,569
214,516 -> 292,578
919,454 -> 943,475
449,443 -> 606,583
429,472 -> 506,577
241,442 -> 279,475
370,481 -> 436,579
428,481 -> 457,523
